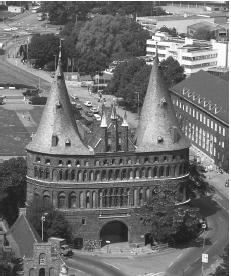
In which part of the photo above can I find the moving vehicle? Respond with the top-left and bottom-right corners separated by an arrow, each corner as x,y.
48,237 -> 73,257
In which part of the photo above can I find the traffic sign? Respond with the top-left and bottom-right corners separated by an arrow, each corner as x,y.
202,253 -> 208,263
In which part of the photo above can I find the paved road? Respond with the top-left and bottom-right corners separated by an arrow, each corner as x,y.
164,190 -> 228,276
65,253 -> 128,276
0,45 -> 50,90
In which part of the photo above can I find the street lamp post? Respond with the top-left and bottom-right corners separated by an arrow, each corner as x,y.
201,222 -> 207,276
41,212 -> 48,242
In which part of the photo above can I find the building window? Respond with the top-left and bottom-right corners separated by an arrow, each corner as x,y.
189,107 -> 191,115
218,125 -> 221,134
222,128 -> 225,136
196,111 -> 199,120
82,217 -> 86,225
179,102 -> 182,108
203,116 -> 206,124
67,160 -> 72,167
52,135 -> 58,146
207,118 -> 210,127
39,253 -> 46,265
176,100 -> 179,106
36,156 -> 41,163
214,123 -> 217,131
186,105 -> 188,112
221,141 -> 224,148
211,120 -> 213,129
65,138 -> 71,147
200,113 -> 202,122
45,159 -> 50,165
58,160 -> 63,166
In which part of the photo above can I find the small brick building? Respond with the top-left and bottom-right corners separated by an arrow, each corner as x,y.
6,208 -> 61,276
26,52 -> 190,247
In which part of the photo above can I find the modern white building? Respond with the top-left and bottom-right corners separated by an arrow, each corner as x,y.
146,32 -> 229,75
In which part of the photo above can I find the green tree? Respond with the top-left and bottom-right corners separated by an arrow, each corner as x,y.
27,197 -> 72,243
0,158 -> 27,225
159,56 -> 186,88
188,161 -> 214,198
76,14 -> 150,76
159,26 -> 177,37
192,27 -> 216,41
107,58 -> 151,112
28,34 -> 60,69
41,1 -> 96,24
136,196 -> 202,245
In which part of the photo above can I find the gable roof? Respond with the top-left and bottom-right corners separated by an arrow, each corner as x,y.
135,56 -> 190,152
170,70 -> 229,124
7,213 -> 41,258
26,52 -> 92,156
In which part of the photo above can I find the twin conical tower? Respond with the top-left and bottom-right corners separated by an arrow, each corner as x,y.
26,49 -> 91,155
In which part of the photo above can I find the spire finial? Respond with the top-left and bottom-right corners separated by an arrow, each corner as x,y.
121,111 -> 129,127
100,103 -> 107,128
110,99 -> 117,120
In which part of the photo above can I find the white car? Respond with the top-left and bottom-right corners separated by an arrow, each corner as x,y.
11,27 -> 18,31
94,114 -> 101,121
90,107 -> 99,114
84,101 -> 92,107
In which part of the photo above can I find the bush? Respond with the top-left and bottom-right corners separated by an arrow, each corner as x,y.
30,96 -> 47,105
23,89 -> 39,97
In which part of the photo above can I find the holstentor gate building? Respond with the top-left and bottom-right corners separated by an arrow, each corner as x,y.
26,51 -> 190,246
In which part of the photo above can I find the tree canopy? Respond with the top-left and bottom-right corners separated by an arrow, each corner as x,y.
0,158 -> 27,225
76,14 -> 150,76
41,1 -> 155,24
107,56 -> 185,113
27,197 -> 72,243
28,34 -> 60,69
159,26 -> 178,37
210,245 -> 229,276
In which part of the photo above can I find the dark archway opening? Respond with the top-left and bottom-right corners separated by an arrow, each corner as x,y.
100,221 -> 128,245
39,268 -> 45,276
145,233 -> 153,245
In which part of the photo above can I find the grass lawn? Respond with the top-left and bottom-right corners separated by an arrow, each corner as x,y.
0,11 -> 16,20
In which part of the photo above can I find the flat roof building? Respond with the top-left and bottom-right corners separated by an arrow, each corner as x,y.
146,32 -> 229,75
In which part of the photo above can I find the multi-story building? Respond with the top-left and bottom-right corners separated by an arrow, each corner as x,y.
25,51 -> 190,247
136,13 -> 228,34
146,32 -> 229,75
170,70 -> 229,171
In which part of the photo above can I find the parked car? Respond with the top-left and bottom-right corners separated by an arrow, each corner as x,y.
84,101 -> 93,107
60,245 -> 73,257
94,114 -> 101,121
90,107 -> 99,114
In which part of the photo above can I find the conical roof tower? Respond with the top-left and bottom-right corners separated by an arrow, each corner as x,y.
26,50 -> 91,155
135,55 -> 190,152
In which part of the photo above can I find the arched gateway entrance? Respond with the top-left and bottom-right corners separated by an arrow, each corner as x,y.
100,221 -> 128,244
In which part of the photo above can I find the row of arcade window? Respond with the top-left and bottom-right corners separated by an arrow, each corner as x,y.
34,155 -> 185,167
35,186 -> 177,209
33,163 -> 187,181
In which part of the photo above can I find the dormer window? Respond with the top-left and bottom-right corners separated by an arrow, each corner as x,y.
58,160 -> 63,166
76,160 -> 80,167
55,100 -> 61,108
160,97 -> 167,107
36,156 -> 41,163
157,136 -> 163,143
52,135 -> 58,146
45,159 -> 50,165
65,138 -> 71,147
67,160 -> 72,167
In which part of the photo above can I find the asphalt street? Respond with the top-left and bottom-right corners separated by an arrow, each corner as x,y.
65,254 -> 128,276
164,191 -> 229,276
